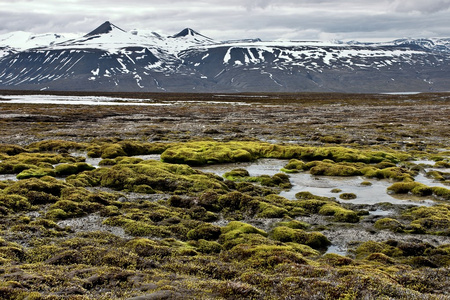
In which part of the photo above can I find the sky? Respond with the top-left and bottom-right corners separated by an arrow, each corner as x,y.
0,0 -> 449,42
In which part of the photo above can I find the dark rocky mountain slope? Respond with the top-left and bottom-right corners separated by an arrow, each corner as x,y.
0,22 -> 449,93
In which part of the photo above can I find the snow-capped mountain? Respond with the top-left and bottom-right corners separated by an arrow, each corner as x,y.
0,21 -> 449,93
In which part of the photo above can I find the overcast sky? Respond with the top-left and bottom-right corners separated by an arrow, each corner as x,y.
1,0 -> 449,41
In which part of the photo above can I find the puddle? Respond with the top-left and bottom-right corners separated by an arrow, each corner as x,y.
325,244 -> 348,256
411,160 -> 436,166
71,152 -> 161,168
0,95 -> 169,106
196,158 -> 436,206
195,158 -> 286,177
414,173 -> 449,188
0,174 -> 18,181
0,95 -> 253,106
280,173 -> 435,206
368,209 -> 393,216
133,154 -> 161,161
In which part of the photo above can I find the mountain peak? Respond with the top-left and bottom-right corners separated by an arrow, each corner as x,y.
85,21 -> 126,37
171,28 -> 211,40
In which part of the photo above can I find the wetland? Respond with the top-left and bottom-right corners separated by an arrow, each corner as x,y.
0,90 -> 449,299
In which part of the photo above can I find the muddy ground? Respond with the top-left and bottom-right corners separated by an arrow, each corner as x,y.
1,91 -> 449,149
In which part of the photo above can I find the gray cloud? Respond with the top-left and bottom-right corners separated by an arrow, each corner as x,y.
0,0 -> 449,41
391,0 -> 450,13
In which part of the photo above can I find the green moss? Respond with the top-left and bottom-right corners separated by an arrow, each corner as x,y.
318,203 -> 359,223
387,181 -> 426,194
219,221 -> 268,245
223,168 -> 250,179
387,182 -> 449,199
45,208 -> 68,220
55,162 -> 95,176
192,239 -> 222,254
4,177 -> 67,198
308,161 -> 362,176
161,141 -> 257,165
320,253 -> 354,266
87,145 -> 102,158
275,220 -> 311,230
294,199 -> 329,214
268,173 -> 292,189
431,186 -> 450,200
0,194 -> 31,212
90,159 -> 227,194
257,202 -> 289,218
133,184 -> 156,194
187,223 -> 221,241
355,241 -> 403,259
48,200 -> 85,219
374,218 -> 406,232
0,245 -> 25,262
54,163 -> 78,175
124,220 -> 171,237
426,170 -> 444,181
403,205 -> 450,233
26,139 -> 86,152
0,162 -> 33,174
116,156 -> 144,165
218,191 -> 255,211
270,226 -> 330,249
101,143 -> 127,159
339,193 -> 357,200
364,167 -> 415,181
16,167 -> 56,179
98,158 -> 116,166
226,244 -> 309,268
0,144 -> 27,155
224,170 -> 291,190
434,161 -> 450,168
366,252 -> 395,264
320,135 -> 343,144
295,191 -> 331,201
281,159 -> 306,173
282,159 -> 306,173
187,206 -> 218,222
1,153 -> 82,175
125,238 -> 172,257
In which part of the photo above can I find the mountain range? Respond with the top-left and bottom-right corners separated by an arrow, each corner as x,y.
0,21 -> 449,93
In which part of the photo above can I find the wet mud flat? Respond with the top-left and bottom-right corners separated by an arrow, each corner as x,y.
1,91 -> 449,147
0,91 -> 450,299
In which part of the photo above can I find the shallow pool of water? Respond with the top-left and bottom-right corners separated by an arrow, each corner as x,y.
414,173 -> 449,189
0,174 -> 18,181
195,158 -> 285,177
72,152 -> 161,168
279,173 -> 434,206
325,244 -> 348,256
196,159 -> 436,206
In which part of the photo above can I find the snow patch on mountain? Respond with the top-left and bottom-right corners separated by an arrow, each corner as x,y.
0,31 -> 79,52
